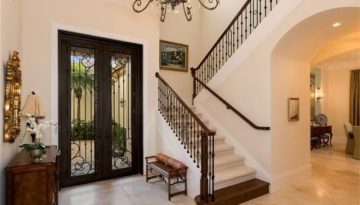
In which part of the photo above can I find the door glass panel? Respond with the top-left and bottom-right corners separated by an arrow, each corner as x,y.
111,53 -> 132,170
70,47 -> 96,177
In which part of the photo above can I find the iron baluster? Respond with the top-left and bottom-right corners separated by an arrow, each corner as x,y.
190,118 -> 193,158
241,14 -> 244,44
211,134 -> 215,201
193,0 -> 278,101
245,7 -> 248,38
178,102 -> 181,138
237,19 -> 240,48
197,125 -> 200,167
232,24 -> 235,54
200,131 -> 209,203
193,119 -> 196,163
259,0 -> 262,24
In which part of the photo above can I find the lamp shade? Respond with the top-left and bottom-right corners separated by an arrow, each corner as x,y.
21,93 -> 45,117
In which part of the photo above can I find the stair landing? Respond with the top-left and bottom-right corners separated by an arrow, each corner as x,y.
195,178 -> 269,205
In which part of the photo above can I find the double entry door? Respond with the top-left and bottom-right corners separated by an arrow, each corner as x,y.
58,31 -> 143,187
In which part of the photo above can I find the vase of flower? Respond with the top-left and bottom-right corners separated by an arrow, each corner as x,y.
20,143 -> 48,162
20,114 -> 57,162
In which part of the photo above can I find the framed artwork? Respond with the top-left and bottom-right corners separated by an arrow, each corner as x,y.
288,98 -> 300,121
160,40 -> 188,72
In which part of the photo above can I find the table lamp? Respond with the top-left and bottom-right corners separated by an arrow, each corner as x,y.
21,91 -> 45,142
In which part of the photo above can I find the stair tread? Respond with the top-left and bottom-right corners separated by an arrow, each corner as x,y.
214,143 -> 233,152
214,153 -> 244,167
193,143 -> 233,156
214,178 -> 269,199
215,165 -> 256,184
215,135 -> 225,140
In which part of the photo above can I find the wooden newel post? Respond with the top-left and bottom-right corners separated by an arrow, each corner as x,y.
200,130 -> 209,203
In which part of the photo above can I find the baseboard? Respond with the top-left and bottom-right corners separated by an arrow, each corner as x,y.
270,164 -> 311,192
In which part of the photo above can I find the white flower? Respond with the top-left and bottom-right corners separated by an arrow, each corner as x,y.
26,115 -> 58,139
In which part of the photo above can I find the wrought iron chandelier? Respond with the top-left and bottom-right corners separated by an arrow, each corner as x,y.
133,0 -> 219,22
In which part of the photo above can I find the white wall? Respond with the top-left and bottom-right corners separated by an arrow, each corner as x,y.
20,0 -> 160,178
160,7 -> 201,104
322,69 -> 351,144
200,47 -> 272,175
271,55 -> 311,190
158,0 -> 248,104
0,0 -> 22,204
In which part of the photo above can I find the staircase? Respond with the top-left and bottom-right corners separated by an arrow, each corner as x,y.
155,0 -> 278,204
191,106 -> 270,205
156,73 -> 269,204
191,106 -> 258,191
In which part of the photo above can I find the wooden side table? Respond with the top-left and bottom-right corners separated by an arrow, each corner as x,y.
5,145 -> 60,205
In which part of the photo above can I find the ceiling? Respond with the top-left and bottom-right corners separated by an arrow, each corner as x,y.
313,48 -> 360,70
272,7 -> 360,62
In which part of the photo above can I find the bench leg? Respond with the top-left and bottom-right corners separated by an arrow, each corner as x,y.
168,177 -> 171,201
185,175 -> 187,196
146,164 -> 149,182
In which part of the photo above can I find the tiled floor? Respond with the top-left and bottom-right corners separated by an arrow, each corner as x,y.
59,143 -> 360,205
59,174 -> 196,205
243,143 -> 360,205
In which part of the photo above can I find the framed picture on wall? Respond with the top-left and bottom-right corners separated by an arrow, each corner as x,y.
288,98 -> 300,121
160,40 -> 188,72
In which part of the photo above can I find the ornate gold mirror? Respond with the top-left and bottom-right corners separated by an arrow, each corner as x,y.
4,51 -> 22,142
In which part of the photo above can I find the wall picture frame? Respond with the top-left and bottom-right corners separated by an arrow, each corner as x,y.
160,40 -> 188,72
288,98 -> 300,122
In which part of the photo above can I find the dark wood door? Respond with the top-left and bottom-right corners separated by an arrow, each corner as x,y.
58,31 -> 143,187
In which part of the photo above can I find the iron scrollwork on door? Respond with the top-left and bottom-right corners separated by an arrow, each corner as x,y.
111,54 -> 132,170
3,51 -> 22,143
70,47 -> 96,177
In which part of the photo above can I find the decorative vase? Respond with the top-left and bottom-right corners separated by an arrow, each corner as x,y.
29,148 -> 46,162
19,143 -> 48,162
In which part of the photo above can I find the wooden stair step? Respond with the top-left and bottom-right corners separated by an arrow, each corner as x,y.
195,178 -> 269,205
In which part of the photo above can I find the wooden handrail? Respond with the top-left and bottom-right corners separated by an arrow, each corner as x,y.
193,76 -> 270,131
155,72 -> 215,134
194,0 -> 252,71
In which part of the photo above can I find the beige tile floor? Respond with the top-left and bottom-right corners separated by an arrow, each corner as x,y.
59,143 -> 360,205
243,143 -> 360,205
59,173 -> 196,205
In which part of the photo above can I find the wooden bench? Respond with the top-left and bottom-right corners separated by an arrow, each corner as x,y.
145,153 -> 188,200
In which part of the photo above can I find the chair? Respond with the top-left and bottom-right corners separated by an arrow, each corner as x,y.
352,126 -> 360,160
320,133 -> 331,147
311,136 -> 320,150
344,123 -> 354,154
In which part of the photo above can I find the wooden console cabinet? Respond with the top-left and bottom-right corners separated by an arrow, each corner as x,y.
5,146 -> 60,205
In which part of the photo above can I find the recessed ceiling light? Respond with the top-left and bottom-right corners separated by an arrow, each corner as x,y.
332,22 -> 341,27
